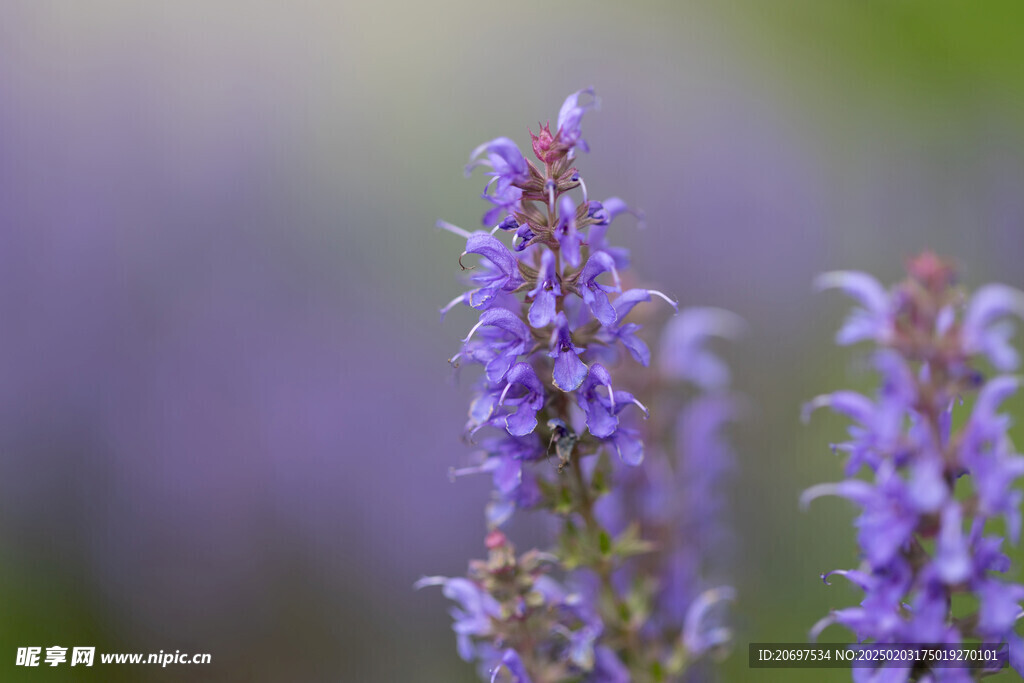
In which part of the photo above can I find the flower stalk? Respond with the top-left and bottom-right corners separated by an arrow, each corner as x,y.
420,90 -> 739,683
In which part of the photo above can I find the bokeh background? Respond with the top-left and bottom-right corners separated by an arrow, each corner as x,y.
2,1 -> 1024,681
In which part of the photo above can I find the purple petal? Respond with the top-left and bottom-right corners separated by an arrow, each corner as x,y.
963,284 -> 1024,365
579,250 -> 617,284
504,404 -> 538,436
465,234 -> 522,282
505,362 -> 543,396
814,271 -> 889,316
556,87 -> 596,152
907,457 -> 947,513
659,307 -> 745,389
584,402 -> 617,438
612,288 -> 651,320
1008,631 -> 1024,676
553,351 -> 587,392
592,196 -> 645,229
492,649 -> 532,683
527,290 -> 556,328
616,324 -> 650,366
801,391 -> 875,425
815,271 -> 891,344
581,288 -> 616,326
492,456 -> 522,495
592,647 -> 630,683
682,586 -> 735,656
934,504 -> 971,584
610,428 -> 644,465
977,580 -> 1024,636
587,223 -> 631,268
471,308 -> 531,343
466,137 -> 528,180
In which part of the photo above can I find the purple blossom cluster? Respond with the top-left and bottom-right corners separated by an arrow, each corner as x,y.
804,252 -> 1024,681
420,90 -> 740,682
594,309 -> 744,654
439,89 -> 669,527
416,530 -> 628,683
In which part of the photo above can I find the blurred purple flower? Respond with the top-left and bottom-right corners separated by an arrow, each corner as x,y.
414,576 -> 501,662
805,256 -> 1024,677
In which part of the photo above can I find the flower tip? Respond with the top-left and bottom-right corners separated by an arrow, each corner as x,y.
813,271 -> 850,292
799,484 -> 829,511
808,614 -> 836,643
800,395 -> 831,424
635,398 -> 650,418
413,575 -> 445,590
579,86 -> 599,111
647,289 -> 680,313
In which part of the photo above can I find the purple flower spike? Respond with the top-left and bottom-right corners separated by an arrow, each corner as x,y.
555,194 -> 583,268
432,91 -> 735,681
548,312 -> 587,391
806,257 -> 1024,677
527,249 -> 560,328
578,252 -> 621,326
499,363 -> 545,436
556,87 -> 597,157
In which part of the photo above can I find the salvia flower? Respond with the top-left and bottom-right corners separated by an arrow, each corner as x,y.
527,249 -> 561,328
467,137 -> 530,226
804,252 -> 1024,680
424,89 -> 739,682
548,311 -> 588,392
555,87 -> 597,157
576,251 -> 621,327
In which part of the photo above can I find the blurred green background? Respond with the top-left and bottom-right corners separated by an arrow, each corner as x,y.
1,1 -> 1023,681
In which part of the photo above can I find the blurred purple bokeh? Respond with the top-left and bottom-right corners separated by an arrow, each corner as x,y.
2,3 -> 1024,682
